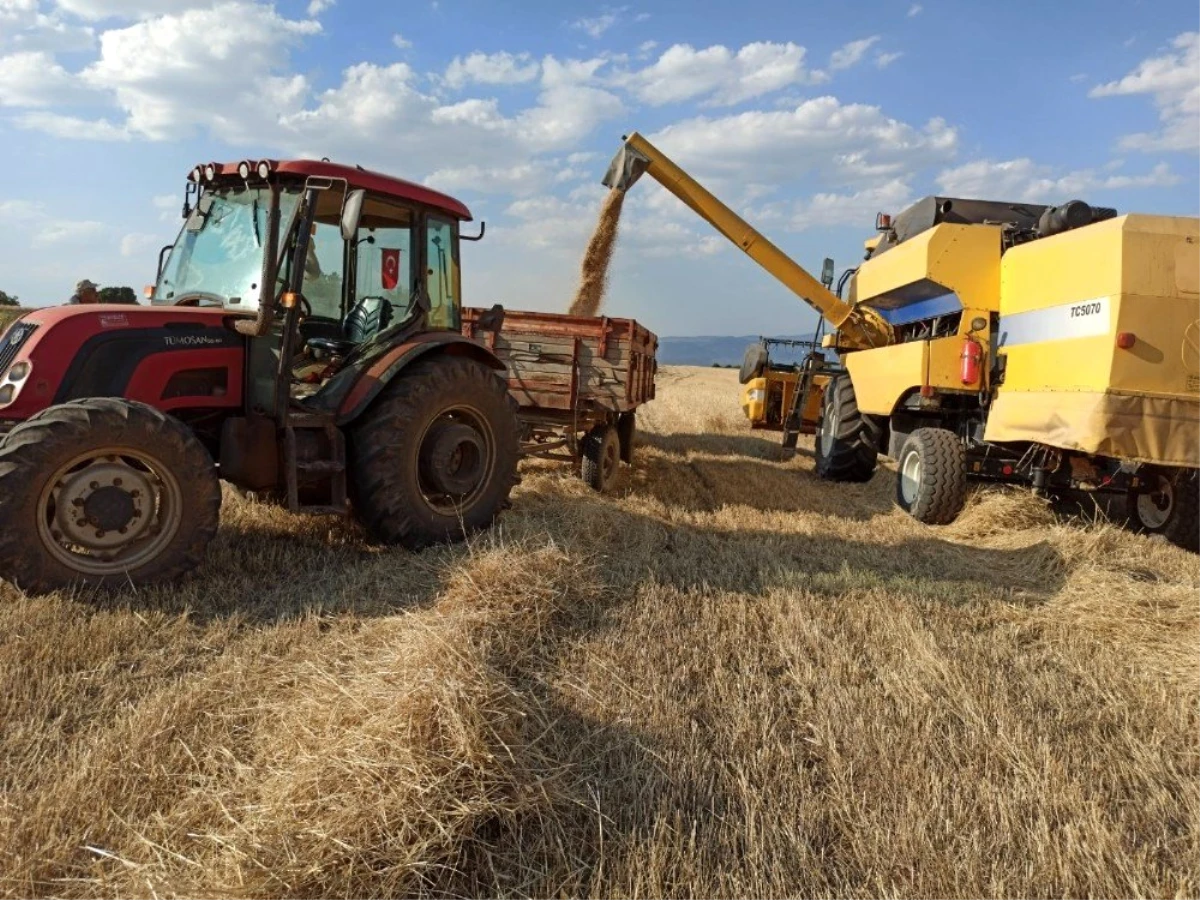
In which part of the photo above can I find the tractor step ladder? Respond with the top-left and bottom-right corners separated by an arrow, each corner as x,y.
283,413 -> 349,516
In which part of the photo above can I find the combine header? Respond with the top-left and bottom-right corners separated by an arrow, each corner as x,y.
605,132 -> 1200,549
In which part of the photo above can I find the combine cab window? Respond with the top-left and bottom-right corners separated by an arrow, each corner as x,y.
426,216 -> 460,331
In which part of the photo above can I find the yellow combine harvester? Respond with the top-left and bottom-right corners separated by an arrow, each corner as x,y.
604,133 -> 1200,550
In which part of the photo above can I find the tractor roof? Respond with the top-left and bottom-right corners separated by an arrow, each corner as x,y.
201,159 -> 473,221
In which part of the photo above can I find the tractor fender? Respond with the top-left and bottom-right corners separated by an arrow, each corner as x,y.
335,332 -> 505,425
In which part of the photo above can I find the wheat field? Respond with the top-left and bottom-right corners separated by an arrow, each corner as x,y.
1,365 -> 1196,898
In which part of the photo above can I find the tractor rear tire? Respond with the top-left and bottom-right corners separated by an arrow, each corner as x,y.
1125,471 -> 1199,552
814,375 -> 878,482
895,428 -> 968,525
349,356 -> 520,549
581,424 -> 621,492
0,398 -> 221,592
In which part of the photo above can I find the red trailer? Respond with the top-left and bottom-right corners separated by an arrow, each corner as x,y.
462,307 -> 658,491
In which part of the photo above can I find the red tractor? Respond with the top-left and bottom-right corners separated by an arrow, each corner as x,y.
0,159 -> 522,592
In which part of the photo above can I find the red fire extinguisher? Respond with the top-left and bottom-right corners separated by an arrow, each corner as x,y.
960,335 -> 983,386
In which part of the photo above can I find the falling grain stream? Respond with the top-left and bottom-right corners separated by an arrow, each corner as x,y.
568,188 -> 625,317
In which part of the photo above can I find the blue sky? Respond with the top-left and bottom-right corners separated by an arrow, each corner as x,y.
0,0 -> 1196,336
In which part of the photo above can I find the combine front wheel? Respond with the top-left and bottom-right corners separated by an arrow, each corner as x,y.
0,398 -> 221,592
814,375 -> 877,482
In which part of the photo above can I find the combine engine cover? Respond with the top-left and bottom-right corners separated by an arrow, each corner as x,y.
0,305 -> 244,424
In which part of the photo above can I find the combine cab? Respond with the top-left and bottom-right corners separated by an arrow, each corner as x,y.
0,159 -> 522,591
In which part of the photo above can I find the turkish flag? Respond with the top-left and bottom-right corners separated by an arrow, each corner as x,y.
381,248 -> 401,290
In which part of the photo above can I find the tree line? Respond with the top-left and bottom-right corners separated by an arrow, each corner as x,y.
0,287 -> 139,307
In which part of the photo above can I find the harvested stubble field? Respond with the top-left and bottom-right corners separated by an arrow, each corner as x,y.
1,364 -> 1196,899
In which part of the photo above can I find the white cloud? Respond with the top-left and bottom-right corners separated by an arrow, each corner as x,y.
0,50 -> 92,106
572,11 -> 619,38
907,3 -> 922,15
32,220 -> 105,246
875,51 -> 902,69
306,0 -> 332,15
829,36 -> 879,71
424,162 -> 549,196
75,1 -> 319,141
444,51 -> 539,89
0,8 -> 94,54
50,0 -> 219,20
1089,31 -> 1198,152
1069,72 -> 1087,83
790,179 -> 912,230
14,110 -> 129,139
616,41 -> 825,107
120,232 -> 159,257
649,96 -> 957,189
392,32 -> 412,49
936,157 -> 1180,201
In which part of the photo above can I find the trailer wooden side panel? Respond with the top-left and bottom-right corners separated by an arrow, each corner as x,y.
462,307 -> 658,414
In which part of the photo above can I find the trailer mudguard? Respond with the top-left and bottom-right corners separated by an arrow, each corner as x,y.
312,332 -> 505,425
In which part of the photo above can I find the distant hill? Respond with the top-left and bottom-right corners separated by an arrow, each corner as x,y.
656,333 -> 818,367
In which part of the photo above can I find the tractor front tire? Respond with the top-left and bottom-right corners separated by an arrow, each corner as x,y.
581,424 -> 621,492
814,375 -> 878,482
895,428 -> 968,525
0,398 -> 221,592
349,356 -> 520,549
1125,471 -> 1199,552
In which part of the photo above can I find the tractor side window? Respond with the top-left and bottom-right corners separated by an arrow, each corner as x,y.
425,216 -> 460,331
302,220 -> 346,321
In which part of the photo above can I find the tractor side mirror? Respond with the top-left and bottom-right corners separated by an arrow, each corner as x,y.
341,189 -> 366,241
820,257 -> 835,289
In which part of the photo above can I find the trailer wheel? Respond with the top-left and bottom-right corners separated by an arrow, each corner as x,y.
1126,471 -> 1199,552
349,356 -> 520,549
581,424 -> 621,492
814,375 -> 877,482
895,428 -> 968,525
0,398 -> 221,592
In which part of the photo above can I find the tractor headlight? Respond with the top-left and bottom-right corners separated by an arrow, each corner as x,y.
238,160 -> 252,179
7,361 -> 30,381
0,384 -> 15,405
257,160 -> 272,179
204,163 -> 216,181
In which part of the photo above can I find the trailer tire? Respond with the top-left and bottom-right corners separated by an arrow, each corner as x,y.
0,398 -> 221,592
814,375 -> 877,482
349,356 -> 520,549
1126,471 -> 1199,552
581,424 -> 621,492
895,428 -> 968,525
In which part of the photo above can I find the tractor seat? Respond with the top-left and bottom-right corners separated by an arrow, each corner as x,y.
307,295 -> 393,357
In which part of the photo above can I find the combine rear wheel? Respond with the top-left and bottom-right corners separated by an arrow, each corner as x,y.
814,375 -> 877,482
581,424 -> 621,492
895,428 -> 968,525
0,398 -> 221,592
1126,471 -> 1199,552
349,356 -> 520,549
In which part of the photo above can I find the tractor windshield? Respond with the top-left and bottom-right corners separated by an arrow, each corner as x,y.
152,186 -> 301,309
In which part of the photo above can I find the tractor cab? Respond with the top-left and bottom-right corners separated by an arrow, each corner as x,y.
150,159 -> 474,415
